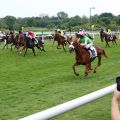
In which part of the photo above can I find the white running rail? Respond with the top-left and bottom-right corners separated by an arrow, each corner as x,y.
19,84 -> 116,120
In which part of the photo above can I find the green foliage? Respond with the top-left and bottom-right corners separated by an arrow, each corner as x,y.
0,11 -> 120,32
4,16 -> 16,30
57,11 -> 68,20
0,37 -> 120,120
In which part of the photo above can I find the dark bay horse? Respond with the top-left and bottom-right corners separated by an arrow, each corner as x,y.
53,33 -> 67,51
22,36 -> 46,57
69,38 -> 107,76
2,33 -> 18,50
100,30 -> 104,42
101,32 -> 117,47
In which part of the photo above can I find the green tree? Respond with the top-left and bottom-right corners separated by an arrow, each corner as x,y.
57,11 -> 68,20
4,16 -> 16,30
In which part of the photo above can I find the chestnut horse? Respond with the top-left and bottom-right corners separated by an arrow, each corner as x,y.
69,38 -> 107,76
53,33 -> 67,51
101,32 -> 117,47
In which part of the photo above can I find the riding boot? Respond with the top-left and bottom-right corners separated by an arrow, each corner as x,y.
91,50 -> 95,57
32,38 -> 35,44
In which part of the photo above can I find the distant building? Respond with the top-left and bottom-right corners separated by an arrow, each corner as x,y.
39,13 -> 49,17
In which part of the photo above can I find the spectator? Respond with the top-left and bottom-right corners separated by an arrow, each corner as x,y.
111,76 -> 120,120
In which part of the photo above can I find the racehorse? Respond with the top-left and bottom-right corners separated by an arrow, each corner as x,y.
52,35 -> 72,46
2,33 -> 17,50
53,33 -> 67,51
21,36 -> 45,57
100,30 -> 104,42
69,37 -> 107,76
101,32 -> 117,47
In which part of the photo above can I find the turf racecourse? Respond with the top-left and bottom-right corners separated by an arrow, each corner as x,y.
0,38 -> 120,120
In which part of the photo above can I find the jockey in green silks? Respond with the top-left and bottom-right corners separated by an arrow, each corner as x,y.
77,31 -> 97,58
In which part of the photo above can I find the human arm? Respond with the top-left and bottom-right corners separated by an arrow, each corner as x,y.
111,90 -> 120,120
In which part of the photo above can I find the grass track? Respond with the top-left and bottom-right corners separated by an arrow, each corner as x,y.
0,38 -> 120,120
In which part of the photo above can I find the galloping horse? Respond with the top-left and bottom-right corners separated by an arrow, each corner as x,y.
101,32 -> 117,47
53,33 -> 67,51
2,32 -> 17,50
100,29 -> 104,42
22,36 -> 45,57
69,38 -> 107,76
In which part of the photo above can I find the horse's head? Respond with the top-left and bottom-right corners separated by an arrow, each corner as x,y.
101,31 -> 107,37
7,33 -> 15,42
69,38 -> 79,53
69,41 -> 75,53
54,33 -> 59,41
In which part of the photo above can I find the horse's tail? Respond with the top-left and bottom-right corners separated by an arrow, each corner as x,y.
102,49 -> 107,58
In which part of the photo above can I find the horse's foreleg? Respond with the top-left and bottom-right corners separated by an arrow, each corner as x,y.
85,64 -> 91,76
16,45 -> 21,52
105,41 -> 110,47
62,45 -> 66,52
93,56 -> 101,73
32,48 -> 35,56
11,44 -> 14,51
35,44 -> 42,52
2,39 -> 6,49
24,48 -> 27,57
22,45 -> 26,51
2,44 -> 6,49
57,44 -> 61,49
100,36 -> 103,42
42,46 -> 46,52
72,63 -> 79,76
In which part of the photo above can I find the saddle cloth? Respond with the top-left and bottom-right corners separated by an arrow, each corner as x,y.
88,46 -> 97,58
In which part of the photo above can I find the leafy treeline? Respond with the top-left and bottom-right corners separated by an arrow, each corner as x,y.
0,11 -> 120,31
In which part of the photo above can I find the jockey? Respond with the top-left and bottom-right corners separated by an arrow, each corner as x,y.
79,29 -> 94,41
77,31 -> 97,58
26,31 -> 38,44
56,29 -> 66,41
41,32 -> 44,44
63,31 -> 67,41
57,29 -> 61,35
18,30 -> 23,43
106,28 -> 113,40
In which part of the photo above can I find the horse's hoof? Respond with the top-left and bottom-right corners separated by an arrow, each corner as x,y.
75,74 -> 79,76
85,74 -> 88,77
85,72 -> 88,76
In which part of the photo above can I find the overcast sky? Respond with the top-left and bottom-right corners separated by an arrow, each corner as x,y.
0,0 -> 120,18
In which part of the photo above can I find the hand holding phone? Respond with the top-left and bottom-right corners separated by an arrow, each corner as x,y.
116,76 -> 120,91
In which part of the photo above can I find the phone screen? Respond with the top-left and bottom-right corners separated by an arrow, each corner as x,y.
116,76 -> 120,91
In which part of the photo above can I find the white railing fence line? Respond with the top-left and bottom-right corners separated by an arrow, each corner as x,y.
19,84 -> 116,120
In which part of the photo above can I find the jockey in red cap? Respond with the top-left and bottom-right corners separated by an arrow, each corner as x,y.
26,31 -> 38,44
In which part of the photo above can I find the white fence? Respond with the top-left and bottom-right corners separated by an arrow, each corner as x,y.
19,84 -> 116,120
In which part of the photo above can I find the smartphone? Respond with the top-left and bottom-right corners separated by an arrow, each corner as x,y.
116,76 -> 120,91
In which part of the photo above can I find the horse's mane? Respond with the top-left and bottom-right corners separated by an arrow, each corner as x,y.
73,37 -> 78,42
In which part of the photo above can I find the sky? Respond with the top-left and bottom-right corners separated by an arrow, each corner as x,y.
0,0 -> 120,18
